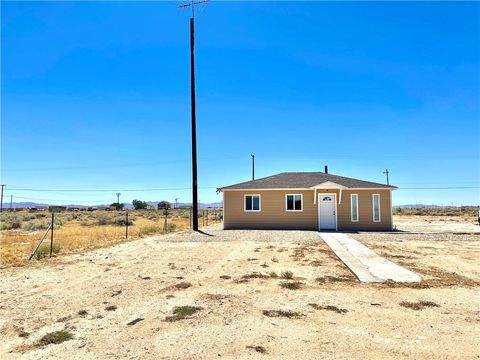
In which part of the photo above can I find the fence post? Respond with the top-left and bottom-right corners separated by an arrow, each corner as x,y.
126,212 -> 129,240
49,212 -> 54,257
189,207 -> 192,229
163,208 -> 168,234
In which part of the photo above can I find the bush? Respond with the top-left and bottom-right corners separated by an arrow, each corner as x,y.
34,243 -> 61,260
38,330 -> 73,346
21,219 -> 49,231
0,214 -> 22,230
139,226 -> 162,237
113,216 -> 133,226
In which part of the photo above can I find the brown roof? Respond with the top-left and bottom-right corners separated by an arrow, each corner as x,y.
220,172 -> 397,190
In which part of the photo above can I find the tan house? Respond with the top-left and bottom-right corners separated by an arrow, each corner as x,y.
219,172 -> 397,231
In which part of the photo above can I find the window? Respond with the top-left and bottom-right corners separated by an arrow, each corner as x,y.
286,194 -> 303,211
244,194 -> 261,212
351,194 -> 359,222
372,194 -> 381,222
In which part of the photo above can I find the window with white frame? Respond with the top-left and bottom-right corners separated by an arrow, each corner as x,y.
244,194 -> 261,212
351,194 -> 359,222
372,194 -> 381,222
286,194 -> 303,211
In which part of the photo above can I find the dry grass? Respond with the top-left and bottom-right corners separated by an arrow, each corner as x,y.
0,210 -> 221,267
309,303 -> 348,314
399,300 -> 440,310
262,309 -> 305,319
383,266 -> 480,289
279,281 -> 304,290
246,345 -> 267,354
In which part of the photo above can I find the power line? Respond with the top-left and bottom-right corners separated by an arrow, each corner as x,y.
7,194 -> 113,202
6,186 -> 218,192
399,186 -> 479,190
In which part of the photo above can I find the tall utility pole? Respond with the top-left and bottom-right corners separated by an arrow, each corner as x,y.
383,169 -> 390,185
251,154 -> 255,180
175,198 -> 179,209
179,0 -> 208,231
0,184 -> 5,213
116,192 -> 121,204
10,195 -> 13,210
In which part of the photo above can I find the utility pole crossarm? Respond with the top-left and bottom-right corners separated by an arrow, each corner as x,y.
178,0 -> 209,17
383,169 -> 390,186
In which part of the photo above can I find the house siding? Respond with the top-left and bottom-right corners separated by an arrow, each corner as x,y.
223,189 -> 392,231
224,190 -> 318,230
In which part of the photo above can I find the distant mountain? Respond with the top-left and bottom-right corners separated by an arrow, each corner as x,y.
146,201 -> 223,209
7,201 -> 223,209
394,204 -> 443,209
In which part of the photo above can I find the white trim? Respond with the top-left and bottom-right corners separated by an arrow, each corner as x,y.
222,192 -> 225,229
309,181 -> 347,190
285,194 -> 303,212
390,190 -> 393,230
350,193 -> 359,222
318,193 -> 338,231
244,194 -> 261,212
372,193 -> 381,222
221,187 -> 396,192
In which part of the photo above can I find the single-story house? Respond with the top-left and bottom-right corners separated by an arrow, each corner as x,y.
219,171 -> 397,231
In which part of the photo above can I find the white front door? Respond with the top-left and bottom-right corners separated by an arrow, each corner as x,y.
318,193 -> 337,230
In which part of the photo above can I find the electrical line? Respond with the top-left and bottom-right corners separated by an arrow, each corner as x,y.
5,185 -> 478,192
6,195 -> 113,203
400,186 -> 479,190
6,186 -> 218,192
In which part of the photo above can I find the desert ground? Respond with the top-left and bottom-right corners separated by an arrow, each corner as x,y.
1,214 -> 479,359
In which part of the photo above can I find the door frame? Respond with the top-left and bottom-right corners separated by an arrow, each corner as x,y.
318,193 -> 338,231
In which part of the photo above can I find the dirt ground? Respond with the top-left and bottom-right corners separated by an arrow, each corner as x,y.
1,217 -> 479,359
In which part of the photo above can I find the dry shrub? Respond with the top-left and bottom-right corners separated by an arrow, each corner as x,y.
399,300 -> 439,310
279,281 -> 304,290
281,270 -> 294,279
383,266 -> 480,289
262,309 -> 304,318
316,275 -> 355,284
309,303 -> 348,314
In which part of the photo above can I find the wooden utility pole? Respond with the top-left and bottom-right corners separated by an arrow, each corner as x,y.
0,184 -> 5,213
383,169 -> 390,185
251,154 -> 255,180
179,0 -> 208,231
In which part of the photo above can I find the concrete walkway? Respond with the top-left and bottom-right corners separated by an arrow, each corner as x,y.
318,232 -> 421,283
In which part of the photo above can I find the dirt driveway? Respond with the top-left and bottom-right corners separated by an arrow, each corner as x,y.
1,226 -> 479,359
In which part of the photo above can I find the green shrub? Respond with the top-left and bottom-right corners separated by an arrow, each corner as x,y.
139,226 -> 162,237
38,330 -> 73,346
34,244 -> 61,260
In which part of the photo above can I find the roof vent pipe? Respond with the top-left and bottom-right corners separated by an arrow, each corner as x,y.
324,165 -> 328,174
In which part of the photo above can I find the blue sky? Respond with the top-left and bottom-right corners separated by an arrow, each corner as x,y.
1,1 -> 479,206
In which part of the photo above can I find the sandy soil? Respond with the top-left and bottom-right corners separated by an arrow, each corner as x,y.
393,214 -> 480,233
1,224 -> 479,359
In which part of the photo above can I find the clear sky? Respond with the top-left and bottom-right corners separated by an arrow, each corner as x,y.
1,1 -> 479,206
